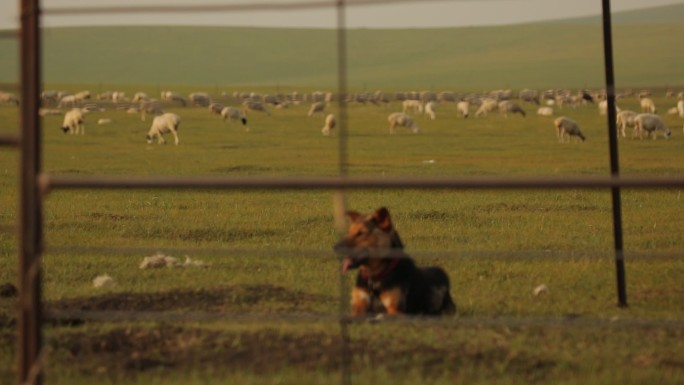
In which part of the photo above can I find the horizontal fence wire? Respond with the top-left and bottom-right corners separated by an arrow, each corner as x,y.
0,134 -> 20,147
38,174 -> 684,192
42,245 -> 684,261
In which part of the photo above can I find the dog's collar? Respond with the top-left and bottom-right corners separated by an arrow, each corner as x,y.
369,257 -> 400,283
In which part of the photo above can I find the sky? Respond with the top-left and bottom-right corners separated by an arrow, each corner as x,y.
1,0 -> 683,30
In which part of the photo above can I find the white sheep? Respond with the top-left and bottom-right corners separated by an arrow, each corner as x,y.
0,91 -> 19,105
402,99 -> 423,114
387,112 -> 419,134
475,98 -> 498,117
554,116 -> 586,143
536,106 -> 554,116
615,110 -> 638,138
321,113 -> 336,136
147,113 -> 181,145
598,99 -> 621,115
498,100 -> 526,117
58,95 -> 78,108
308,101 -> 326,117
242,100 -> 270,116
220,106 -> 248,126
639,97 -> 656,114
97,118 -> 112,125
677,100 -> 684,118
456,100 -> 470,118
73,90 -> 91,104
62,108 -> 85,135
111,91 -> 127,103
632,113 -> 671,140
424,101 -> 437,120
132,92 -> 149,103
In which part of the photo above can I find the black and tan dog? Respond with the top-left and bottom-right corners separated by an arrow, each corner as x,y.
335,207 -> 456,317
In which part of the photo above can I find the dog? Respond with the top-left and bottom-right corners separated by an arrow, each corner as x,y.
334,207 -> 456,317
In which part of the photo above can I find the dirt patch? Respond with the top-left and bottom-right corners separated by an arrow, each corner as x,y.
52,326 -> 346,375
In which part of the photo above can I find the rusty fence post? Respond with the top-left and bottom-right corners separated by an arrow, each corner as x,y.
19,0 -> 44,384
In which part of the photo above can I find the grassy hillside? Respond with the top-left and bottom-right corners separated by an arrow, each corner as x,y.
0,4 -> 683,89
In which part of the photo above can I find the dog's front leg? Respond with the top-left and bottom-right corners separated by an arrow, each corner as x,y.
350,287 -> 371,316
379,288 -> 403,315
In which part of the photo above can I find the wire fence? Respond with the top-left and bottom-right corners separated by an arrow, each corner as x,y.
10,1 -> 683,385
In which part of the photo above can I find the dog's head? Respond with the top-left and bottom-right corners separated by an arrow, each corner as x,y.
334,207 -> 404,273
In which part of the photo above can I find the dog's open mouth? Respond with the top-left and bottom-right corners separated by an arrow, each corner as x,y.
335,245 -> 369,273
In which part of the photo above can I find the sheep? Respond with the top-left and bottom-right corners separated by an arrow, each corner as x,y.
518,89 -> 540,105
73,90 -> 91,104
147,113 -> 181,145
0,91 -> 19,105
220,106 -> 248,127
554,117 -> 586,143
475,98 -> 498,117
242,100 -> 270,116
498,100 -> 526,117
308,101 -> 326,117
424,101 -> 437,120
189,92 -> 212,107
111,91 -> 128,103
632,113 -> 671,140
615,110 -> 638,138
208,102 -> 224,115
677,100 -> 684,118
639,97 -> 656,114
140,100 -> 164,121
39,108 -> 62,116
161,91 -> 187,107
456,100 -> 470,118
97,118 -> 112,125
402,99 -> 423,114
536,106 -> 554,116
58,95 -> 78,108
96,91 -> 113,101
132,92 -> 150,103
61,108 -> 85,135
321,113 -> 336,136
598,99 -> 620,115
438,91 -> 457,103
40,91 -> 59,106
387,112 -> 419,134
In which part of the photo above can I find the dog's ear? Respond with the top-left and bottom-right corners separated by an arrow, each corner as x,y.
346,210 -> 362,222
372,207 -> 393,232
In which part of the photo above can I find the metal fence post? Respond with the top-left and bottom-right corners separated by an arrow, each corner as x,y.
601,0 -> 628,308
19,0 -> 44,384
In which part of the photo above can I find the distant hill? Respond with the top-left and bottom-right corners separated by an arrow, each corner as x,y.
0,4 -> 682,90
541,2 -> 684,25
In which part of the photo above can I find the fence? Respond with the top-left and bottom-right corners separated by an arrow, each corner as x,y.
8,1 -> 684,384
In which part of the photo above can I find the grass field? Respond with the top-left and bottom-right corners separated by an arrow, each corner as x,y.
1,84 -> 684,385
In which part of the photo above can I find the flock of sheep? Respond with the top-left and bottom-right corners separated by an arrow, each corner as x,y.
1,87 -> 683,145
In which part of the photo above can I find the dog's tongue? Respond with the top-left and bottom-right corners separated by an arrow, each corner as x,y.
341,258 -> 353,273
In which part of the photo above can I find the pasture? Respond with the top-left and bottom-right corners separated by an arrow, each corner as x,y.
1,86 -> 684,385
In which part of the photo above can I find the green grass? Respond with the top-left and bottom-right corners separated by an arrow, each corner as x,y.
1,88 -> 684,385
